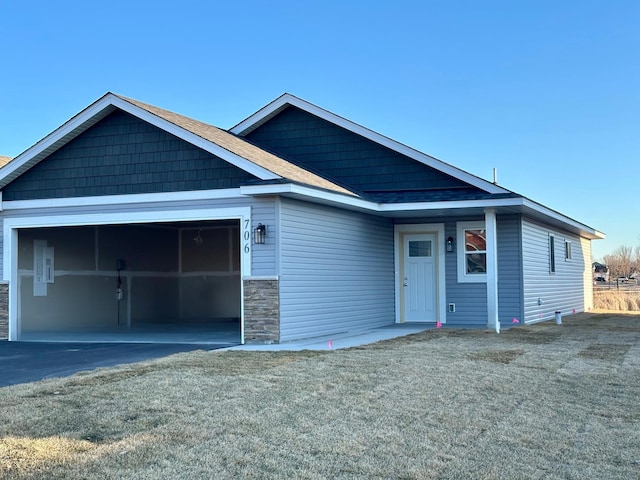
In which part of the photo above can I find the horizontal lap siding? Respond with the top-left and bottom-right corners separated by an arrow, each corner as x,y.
409,215 -> 522,327
279,199 -> 394,341
250,197 -> 277,276
497,215 -> 524,325
444,218 -> 487,326
522,218 -> 588,322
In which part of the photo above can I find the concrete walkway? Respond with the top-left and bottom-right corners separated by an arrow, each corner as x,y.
227,323 -> 432,351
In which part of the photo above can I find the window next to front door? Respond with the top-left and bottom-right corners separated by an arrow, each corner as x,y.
457,221 -> 487,283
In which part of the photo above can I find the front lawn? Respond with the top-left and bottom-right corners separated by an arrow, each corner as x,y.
1,312 -> 639,479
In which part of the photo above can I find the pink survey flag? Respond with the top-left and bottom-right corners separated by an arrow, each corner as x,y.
436,321 -> 442,329
328,340 -> 333,349
512,318 -> 519,324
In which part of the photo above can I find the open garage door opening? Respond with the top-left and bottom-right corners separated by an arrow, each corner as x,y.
16,220 -> 242,345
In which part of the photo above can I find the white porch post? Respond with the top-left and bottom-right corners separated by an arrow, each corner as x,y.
485,208 -> 499,332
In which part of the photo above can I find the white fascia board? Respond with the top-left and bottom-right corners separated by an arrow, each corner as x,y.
241,183 -> 518,213
520,198 -> 605,240
2,188 -> 245,211
240,183 -> 374,211
0,94 -> 280,188
0,95 -> 117,185
377,197 -> 525,213
230,93 -> 293,135
240,182 -> 603,239
231,93 -> 508,194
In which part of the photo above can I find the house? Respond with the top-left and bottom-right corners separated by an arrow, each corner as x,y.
0,93 -> 604,343
592,262 -> 609,282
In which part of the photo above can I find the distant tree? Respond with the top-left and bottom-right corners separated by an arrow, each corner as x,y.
603,245 -> 637,285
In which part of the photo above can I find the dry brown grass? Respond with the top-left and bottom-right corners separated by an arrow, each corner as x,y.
594,289 -> 640,311
1,313 -> 640,479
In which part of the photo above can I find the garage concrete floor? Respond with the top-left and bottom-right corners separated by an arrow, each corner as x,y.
18,321 -> 241,345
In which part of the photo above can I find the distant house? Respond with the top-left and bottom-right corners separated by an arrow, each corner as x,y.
592,262 -> 609,282
0,93 -> 605,343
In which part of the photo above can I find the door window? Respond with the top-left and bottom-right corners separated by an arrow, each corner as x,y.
409,240 -> 432,257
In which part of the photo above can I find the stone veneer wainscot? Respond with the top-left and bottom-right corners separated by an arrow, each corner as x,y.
242,278 -> 279,343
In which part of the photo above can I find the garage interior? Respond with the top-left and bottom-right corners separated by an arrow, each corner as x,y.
17,220 -> 242,344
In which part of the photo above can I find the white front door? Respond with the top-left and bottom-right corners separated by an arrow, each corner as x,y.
403,234 -> 437,322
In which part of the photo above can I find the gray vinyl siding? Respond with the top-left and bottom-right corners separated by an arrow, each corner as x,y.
250,197 -> 277,276
245,106 -> 469,192
497,215 -> 524,325
444,218 -> 487,326
400,214 -> 523,327
3,110 -> 256,200
279,198 -> 395,341
522,217 -> 588,323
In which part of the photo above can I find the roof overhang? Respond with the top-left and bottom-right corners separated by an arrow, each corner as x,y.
0,93 -> 281,191
240,182 -> 605,240
231,93 -> 510,195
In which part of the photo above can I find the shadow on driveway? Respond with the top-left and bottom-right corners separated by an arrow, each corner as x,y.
0,342 -> 229,388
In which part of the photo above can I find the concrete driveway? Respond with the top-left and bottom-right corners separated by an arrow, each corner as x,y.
0,342 -> 219,388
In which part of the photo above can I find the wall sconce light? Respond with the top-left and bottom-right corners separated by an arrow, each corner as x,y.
446,236 -> 454,253
253,223 -> 267,244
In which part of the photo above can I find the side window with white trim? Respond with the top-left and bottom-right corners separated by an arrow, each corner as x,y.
564,240 -> 572,261
457,221 -> 487,283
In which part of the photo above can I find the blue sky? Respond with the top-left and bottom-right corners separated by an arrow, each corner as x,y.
1,0 -> 638,259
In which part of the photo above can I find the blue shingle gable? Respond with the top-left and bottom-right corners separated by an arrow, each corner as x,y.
3,110 -> 257,200
244,106 -> 471,193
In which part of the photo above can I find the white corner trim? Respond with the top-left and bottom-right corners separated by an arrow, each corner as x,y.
484,208 -> 499,331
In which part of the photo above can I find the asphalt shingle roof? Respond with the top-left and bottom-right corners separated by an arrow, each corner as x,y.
115,95 -> 358,198
364,188 -> 520,203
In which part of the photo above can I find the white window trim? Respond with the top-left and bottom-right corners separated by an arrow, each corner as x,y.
457,221 -> 487,283
564,239 -> 572,261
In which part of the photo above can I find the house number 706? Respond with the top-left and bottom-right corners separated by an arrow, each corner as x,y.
243,219 -> 250,253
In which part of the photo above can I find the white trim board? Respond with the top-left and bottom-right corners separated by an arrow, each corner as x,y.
2,188 -> 246,211
3,206 -> 252,342
231,93 -> 508,194
241,183 -> 603,240
0,93 -> 280,190
394,223 -> 446,325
